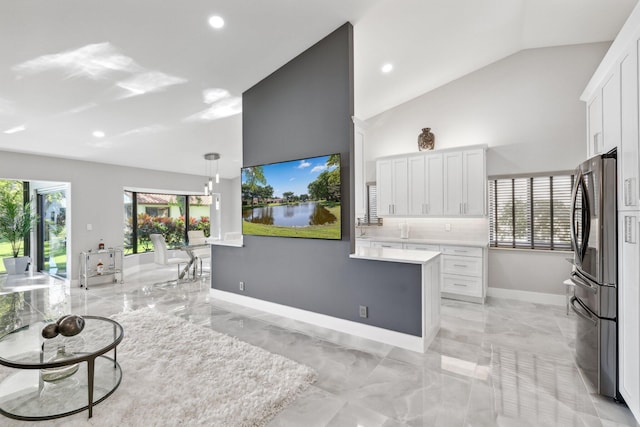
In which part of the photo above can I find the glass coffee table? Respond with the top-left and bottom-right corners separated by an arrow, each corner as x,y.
0,315 -> 123,421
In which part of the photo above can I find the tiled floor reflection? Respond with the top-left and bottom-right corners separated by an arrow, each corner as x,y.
0,269 -> 638,427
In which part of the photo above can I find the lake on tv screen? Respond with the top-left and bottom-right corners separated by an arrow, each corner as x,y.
241,154 -> 341,239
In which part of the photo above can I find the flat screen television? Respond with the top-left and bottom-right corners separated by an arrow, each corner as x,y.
241,154 -> 341,240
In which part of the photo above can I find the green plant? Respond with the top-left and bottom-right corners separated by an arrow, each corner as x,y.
0,187 -> 38,258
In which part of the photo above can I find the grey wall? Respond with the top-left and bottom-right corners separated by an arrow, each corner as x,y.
211,23 -> 424,336
364,42 -> 610,296
0,150 -> 221,280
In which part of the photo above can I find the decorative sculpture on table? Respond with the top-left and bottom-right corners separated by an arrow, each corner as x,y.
40,315 -> 85,382
418,127 -> 435,151
41,314 -> 85,339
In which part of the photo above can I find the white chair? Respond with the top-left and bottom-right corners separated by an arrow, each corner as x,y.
150,234 -> 189,284
187,230 -> 211,277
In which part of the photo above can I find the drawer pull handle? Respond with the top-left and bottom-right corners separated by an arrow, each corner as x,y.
453,250 -> 468,253
453,283 -> 467,287
453,264 -> 467,267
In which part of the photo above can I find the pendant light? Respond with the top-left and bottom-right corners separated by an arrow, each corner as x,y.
204,153 -> 220,195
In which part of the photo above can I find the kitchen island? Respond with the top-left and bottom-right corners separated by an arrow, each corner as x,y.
350,246 -> 441,352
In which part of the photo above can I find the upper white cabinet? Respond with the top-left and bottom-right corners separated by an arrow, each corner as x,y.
587,94 -> 603,157
586,70 -> 621,158
378,146 -> 486,218
377,157 -> 408,216
620,43 -> 640,210
444,148 -> 486,216
408,153 -> 444,216
602,71 -> 621,154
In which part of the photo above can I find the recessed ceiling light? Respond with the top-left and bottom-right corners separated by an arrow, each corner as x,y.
208,15 -> 225,29
93,130 -> 105,138
381,63 -> 394,73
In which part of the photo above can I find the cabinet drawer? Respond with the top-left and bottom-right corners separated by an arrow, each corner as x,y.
404,243 -> 439,251
442,274 -> 482,297
371,241 -> 404,249
442,255 -> 482,276
440,245 -> 483,257
355,239 -> 371,248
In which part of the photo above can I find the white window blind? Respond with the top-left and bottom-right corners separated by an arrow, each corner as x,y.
489,174 -> 574,250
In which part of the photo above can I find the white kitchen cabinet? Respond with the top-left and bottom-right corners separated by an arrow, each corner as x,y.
440,244 -> 486,302
444,151 -> 462,215
602,71 -> 621,155
582,6 -> 640,422
404,243 -> 440,251
360,239 -> 487,303
377,157 -> 408,216
620,44 -> 640,210
619,212 -> 640,419
408,153 -> 444,216
587,94 -> 603,158
370,241 -> 403,249
444,148 -> 486,216
462,149 -> 486,216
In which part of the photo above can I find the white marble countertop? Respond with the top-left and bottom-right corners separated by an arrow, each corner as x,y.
207,238 -> 243,247
349,247 -> 440,264
355,236 -> 488,247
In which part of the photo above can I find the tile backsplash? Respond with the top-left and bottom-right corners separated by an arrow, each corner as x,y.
358,217 -> 488,243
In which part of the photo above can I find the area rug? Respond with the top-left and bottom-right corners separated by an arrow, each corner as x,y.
2,307 -> 317,426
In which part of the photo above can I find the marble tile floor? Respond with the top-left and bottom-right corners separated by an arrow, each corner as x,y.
0,269 -> 638,427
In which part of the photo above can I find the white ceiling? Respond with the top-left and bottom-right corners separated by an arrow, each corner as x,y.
0,0 -> 636,179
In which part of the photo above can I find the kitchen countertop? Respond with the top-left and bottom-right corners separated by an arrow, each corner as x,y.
208,238 -> 243,247
355,236 -> 488,247
349,247 -> 440,264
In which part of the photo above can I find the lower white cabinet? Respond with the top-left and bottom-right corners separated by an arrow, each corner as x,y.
370,241 -> 404,249
619,212 -> 640,420
439,244 -> 486,302
361,240 -> 487,303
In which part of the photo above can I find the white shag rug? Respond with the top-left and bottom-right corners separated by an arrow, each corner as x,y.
3,308 -> 317,427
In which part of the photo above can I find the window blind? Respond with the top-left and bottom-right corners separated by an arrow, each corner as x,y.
489,174 -> 573,250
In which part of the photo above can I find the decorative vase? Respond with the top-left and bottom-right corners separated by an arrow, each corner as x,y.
40,345 -> 79,382
418,127 -> 435,151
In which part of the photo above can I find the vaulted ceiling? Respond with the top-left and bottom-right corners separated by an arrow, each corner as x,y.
0,0 -> 636,179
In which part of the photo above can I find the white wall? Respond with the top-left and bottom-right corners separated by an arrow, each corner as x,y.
218,176 -> 241,238
364,43 -> 610,296
0,150 -> 236,280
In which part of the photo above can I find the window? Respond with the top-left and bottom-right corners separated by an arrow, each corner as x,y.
488,173 -> 574,250
124,191 -> 211,254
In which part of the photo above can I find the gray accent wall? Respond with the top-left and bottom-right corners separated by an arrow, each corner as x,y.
211,23 -> 424,336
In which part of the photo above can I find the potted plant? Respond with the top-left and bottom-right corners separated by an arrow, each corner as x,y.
0,187 -> 38,275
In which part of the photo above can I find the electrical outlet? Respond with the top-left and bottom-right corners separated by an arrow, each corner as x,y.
239,281 -> 245,291
445,223 -> 452,232
359,305 -> 368,318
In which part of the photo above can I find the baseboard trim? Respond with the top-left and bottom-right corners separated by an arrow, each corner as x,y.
487,287 -> 565,306
209,289 -> 426,352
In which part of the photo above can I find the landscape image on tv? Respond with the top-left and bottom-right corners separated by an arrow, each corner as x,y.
242,154 -> 341,239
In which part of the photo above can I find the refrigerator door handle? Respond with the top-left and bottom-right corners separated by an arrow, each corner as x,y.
570,174 -> 581,255
570,272 -> 597,294
570,296 -> 598,326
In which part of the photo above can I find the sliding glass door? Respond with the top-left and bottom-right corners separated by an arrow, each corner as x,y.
37,189 -> 67,278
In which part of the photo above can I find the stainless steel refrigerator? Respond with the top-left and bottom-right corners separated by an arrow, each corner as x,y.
569,151 -> 619,399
